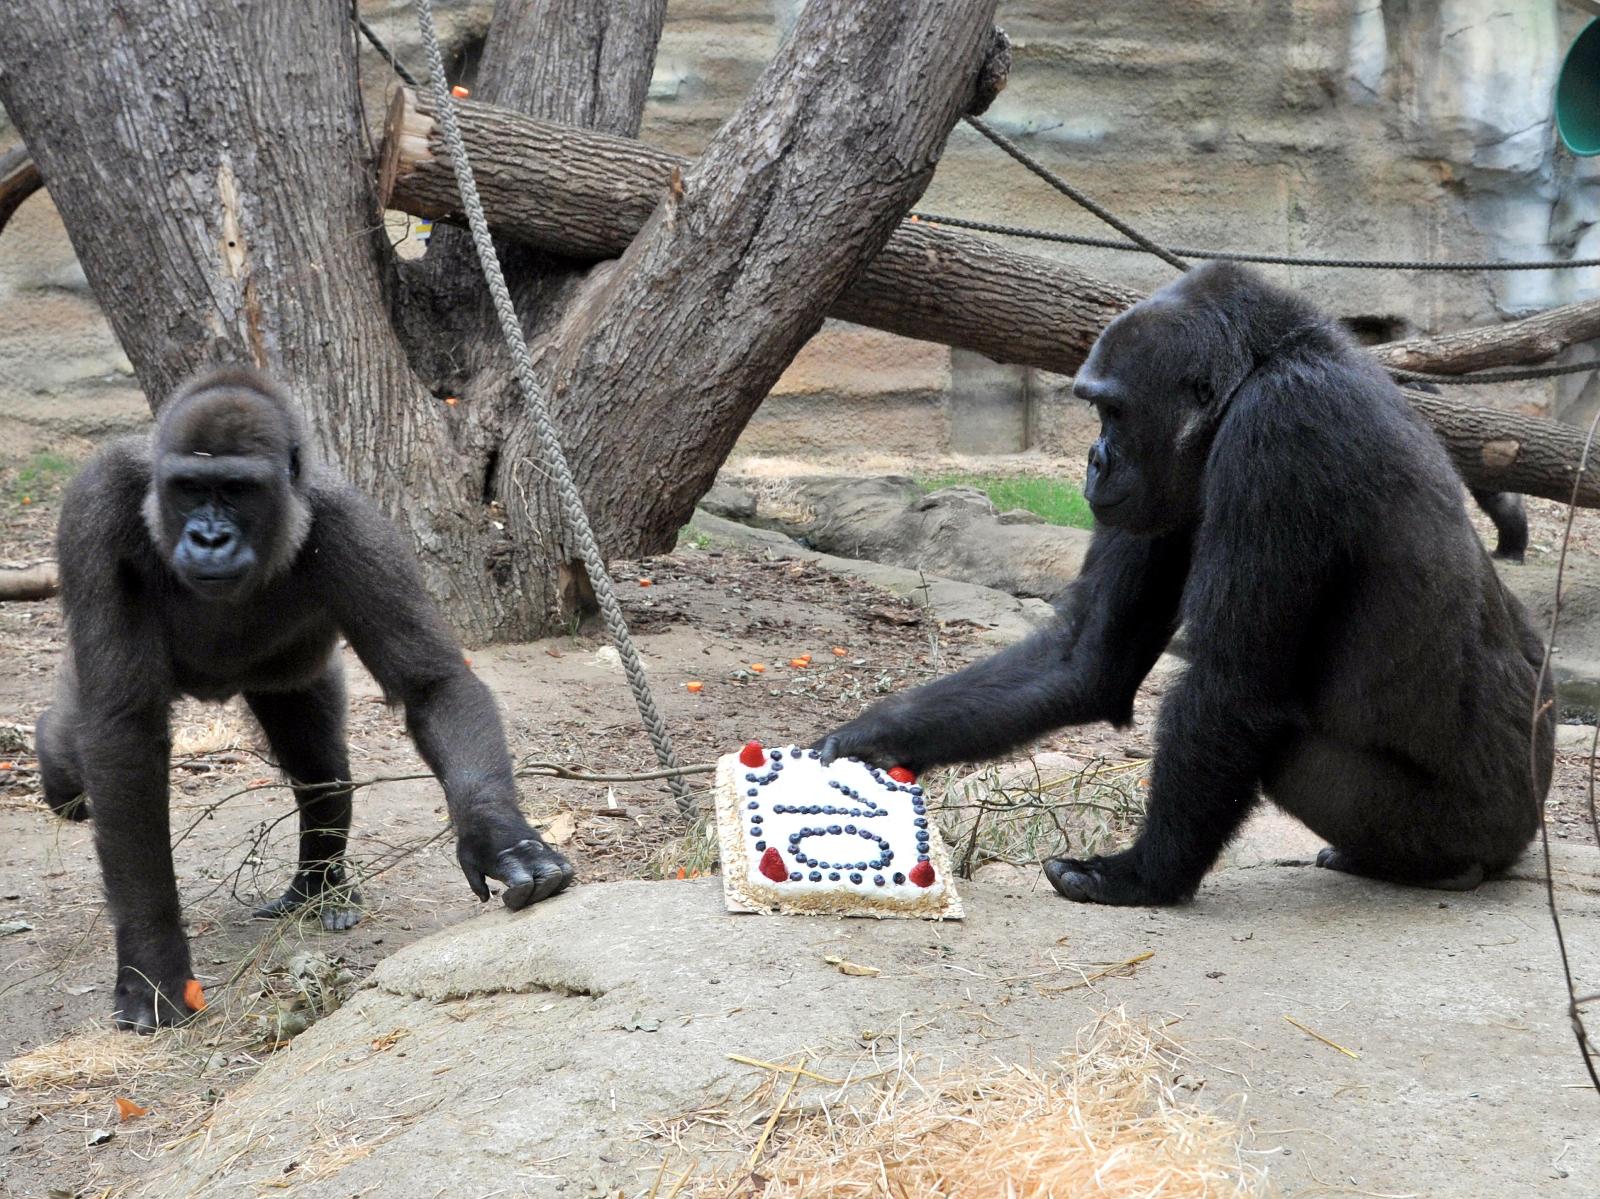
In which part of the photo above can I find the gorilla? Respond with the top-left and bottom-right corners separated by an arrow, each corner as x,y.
35,368 -> 572,1030
820,262 -> 1553,906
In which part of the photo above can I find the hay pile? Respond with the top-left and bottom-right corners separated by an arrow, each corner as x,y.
3,1027 -> 174,1089
708,1014 -> 1272,1198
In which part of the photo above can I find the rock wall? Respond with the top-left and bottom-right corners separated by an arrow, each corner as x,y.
2,1 -> 1596,451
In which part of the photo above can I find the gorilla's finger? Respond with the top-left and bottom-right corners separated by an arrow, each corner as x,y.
817,735 -> 843,765
461,863 -> 491,902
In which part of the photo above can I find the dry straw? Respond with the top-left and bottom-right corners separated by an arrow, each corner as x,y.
3,1028 -> 174,1089
705,1011 -> 1273,1198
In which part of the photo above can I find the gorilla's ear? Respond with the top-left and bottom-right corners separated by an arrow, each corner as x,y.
288,444 -> 301,482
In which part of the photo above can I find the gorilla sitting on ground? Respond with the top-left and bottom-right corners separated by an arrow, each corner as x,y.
36,368 -> 572,1030
820,262 -> 1552,906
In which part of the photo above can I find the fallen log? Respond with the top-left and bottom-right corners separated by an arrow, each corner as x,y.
380,88 -> 1600,507
0,146 -> 44,238
0,563 -> 59,602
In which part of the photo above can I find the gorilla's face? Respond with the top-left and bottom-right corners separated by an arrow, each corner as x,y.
144,388 -> 311,603
152,454 -> 285,599
1073,301 -> 1226,536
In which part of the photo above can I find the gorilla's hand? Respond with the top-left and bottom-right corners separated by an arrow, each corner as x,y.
113,934 -> 201,1033
458,828 -> 574,911
1043,851 -> 1187,906
815,699 -> 930,771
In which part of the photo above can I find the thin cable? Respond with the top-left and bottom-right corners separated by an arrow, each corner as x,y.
357,16 -> 419,86
961,114 -> 1189,272
411,0 -> 692,813
909,210 -> 1600,273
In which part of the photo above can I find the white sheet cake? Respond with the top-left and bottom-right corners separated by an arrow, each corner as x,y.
714,741 -> 963,919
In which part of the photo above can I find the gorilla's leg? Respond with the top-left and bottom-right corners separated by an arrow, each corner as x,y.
1312,846 -> 1484,891
36,694 -> 90,821
246,671 -> 362,931
1470,490 -> 1528,563
1265,736 -> 1531,890
82,706 -> 196,1032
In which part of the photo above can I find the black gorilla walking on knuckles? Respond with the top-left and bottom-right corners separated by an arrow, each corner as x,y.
36,368 -> 572,1031
820,262 -> 1552,906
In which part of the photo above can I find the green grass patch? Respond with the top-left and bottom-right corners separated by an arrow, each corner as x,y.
916,473 -> 1094,530
11,451 -> 76,503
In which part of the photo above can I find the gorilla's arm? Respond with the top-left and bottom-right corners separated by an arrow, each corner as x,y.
310,488 -> 571,908
1047,372 -> 1351,904
56,451 -> 194,1029
818,527 -> 1191,770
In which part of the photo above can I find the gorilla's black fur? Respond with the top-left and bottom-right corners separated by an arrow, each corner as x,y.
37,368 -> 571,1030
820,263 -> 1552,906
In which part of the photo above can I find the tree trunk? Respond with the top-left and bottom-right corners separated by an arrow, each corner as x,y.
1,0 -> 999,640
380,95 -> 1600,507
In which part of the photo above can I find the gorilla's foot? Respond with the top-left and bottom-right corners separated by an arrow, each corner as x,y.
43,790 -> 91,821
1315,846 -> 1486,891
113,948 -> 201,1034
1043,852 -> 1187,906
254,867 -> 363,931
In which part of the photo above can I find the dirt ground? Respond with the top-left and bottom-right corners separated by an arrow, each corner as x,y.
2,454 -> 1598,1198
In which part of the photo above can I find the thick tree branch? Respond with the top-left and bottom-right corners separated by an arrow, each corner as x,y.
0,145 -> 44,238
1374,297 -> 1600,375
379,94 -> 1600,506
380,88 -> 1131,374
497,0 -> 1001,557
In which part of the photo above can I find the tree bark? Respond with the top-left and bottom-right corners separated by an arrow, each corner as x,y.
380,94 -> 1600,507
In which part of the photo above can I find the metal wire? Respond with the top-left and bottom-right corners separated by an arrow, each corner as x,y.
909,209 -> 1600,273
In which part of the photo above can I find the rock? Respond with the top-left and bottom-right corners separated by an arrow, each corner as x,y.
699,481 -> 757,522
757,476 -> 1091,602
995,508 -> 1046,526
138,848 -> 1600,1199
953,751 -> 1088,798
1555,724 -> 1597,753
1218,807 -> 1325,871
689,510 -> 1054,645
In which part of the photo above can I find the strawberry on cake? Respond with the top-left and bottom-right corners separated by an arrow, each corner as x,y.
714,741 -> 962,919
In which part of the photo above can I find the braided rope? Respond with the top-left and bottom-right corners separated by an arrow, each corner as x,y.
411,0 -> 693,813
962,114 -> 1190,272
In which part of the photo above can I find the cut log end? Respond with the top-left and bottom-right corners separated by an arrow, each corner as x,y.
0,563 -> 60,603
968,27 -> 1013,116
1481,438 -> 1522,470
378,86 -> 439,214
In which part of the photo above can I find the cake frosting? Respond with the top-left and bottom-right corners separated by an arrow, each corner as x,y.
715,741 -> 962,919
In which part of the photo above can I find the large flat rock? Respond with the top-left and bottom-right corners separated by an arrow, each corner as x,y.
137,840 -> 1600,1198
